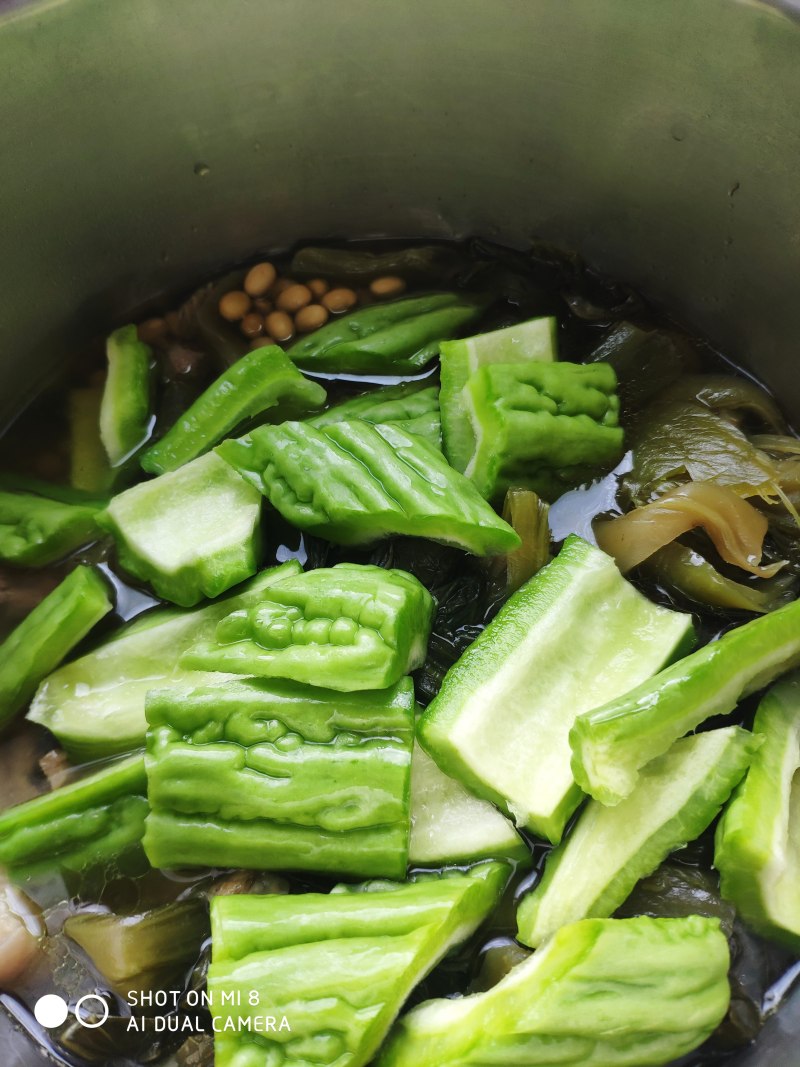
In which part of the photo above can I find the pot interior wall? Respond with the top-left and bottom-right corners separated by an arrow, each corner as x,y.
0,0 -> 799,421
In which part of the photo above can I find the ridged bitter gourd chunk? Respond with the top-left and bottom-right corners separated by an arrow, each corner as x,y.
208,862 -> 509,1067
311,380 -> 441,449
287,292 -> 487,375
27,562 -> 301,760
143,676 -> 415,878
464,360 -> 623,501
0,488 -> 103,566
217,420 -> 519,556
517,726 -> 758,947
0,754 -> 147,879
141,344 -> 326,475
377,915 -> 730,1067
419,536 -> 694,843
571,594 -> 800,805
1,565 -> 112,731
182,563 -> 435,692
716,674 -> 800,953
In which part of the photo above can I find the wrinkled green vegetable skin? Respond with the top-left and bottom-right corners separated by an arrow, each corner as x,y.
218,419 -> 519,556
144,677 -> 415,878
0,565 -> 111,730
27,562 -> 302,760
377,915 -> 730,1067
182,564 -> 434,692
311,380 -> 441,449
0,754 -> 146,878
465,360 -> 623,501
0,489 -> 103,566
715,674 -> 800,952
517,727 -> 757,947
440,315 -> 558,474
419,536 -> 694,843
208,863 -> 509,1067
288,292 -> 487,374
571,595 -> 800,805
141,344 -> 326,475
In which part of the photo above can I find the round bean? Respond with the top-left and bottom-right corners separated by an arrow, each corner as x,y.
370,275 -> 407,299
270,277 -> 297,297
240,313 -> 264,338
295,304 -> 329,333
276,284 -> 313,314
219,290 -> 252,321
322,287 -> 358,313
137,317 -> 168,345
249,336 -> 274,350
307,278 -> 329,299
244,262 -> 277,297
266,311 -> 295,342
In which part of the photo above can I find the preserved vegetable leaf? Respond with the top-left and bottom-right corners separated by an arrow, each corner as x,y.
290,244 -> 461,282
65,899 -> 208,997
643,543 -> 794,615
596,482 -> 784,577
625,399 -> 780,505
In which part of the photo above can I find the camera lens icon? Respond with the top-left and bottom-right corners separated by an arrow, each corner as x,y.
34,993 -> 110,1030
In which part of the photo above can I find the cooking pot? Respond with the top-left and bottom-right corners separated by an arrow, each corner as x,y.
0,0 -> 799,1063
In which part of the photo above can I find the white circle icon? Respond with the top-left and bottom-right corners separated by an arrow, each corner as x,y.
33,994 -> 69,1029
74,994 -> 110,1029
73,994 -> 109,1028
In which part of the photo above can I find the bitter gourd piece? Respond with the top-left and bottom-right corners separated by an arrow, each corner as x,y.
98,451 -> 262,606
27,562 -> 301,759
208,862 -> 509,1067
377,915 -> 730,1067
141,344 -> 326,475
517,727 -> 757,947
715,674 -> 800,953
217,420 -> 519,556
287,292 -> 487,375
0,754 -> 147,879
464,360 -> 623,501
419,536 -> 694,843
182,563 -> 434,692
